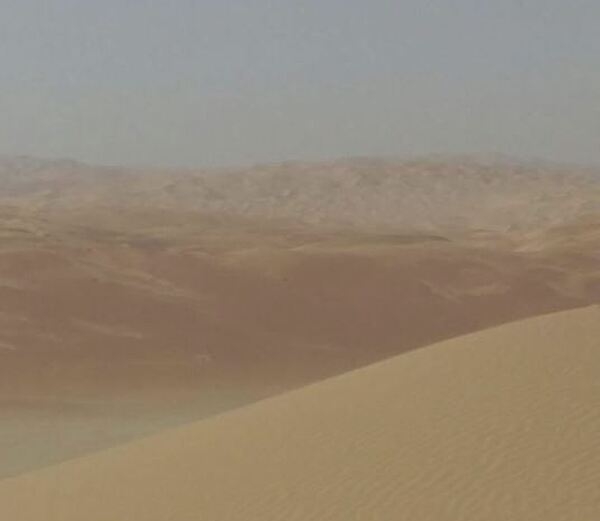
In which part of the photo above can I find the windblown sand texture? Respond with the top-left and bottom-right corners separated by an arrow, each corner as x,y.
1,306 -> 599,520
1,156 -> 599,479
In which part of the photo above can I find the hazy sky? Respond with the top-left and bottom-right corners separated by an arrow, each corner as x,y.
1,1 -> 599,167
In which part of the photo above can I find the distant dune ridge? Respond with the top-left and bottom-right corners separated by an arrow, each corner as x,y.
1,155 -> 599,231
1,306 -> 599,521
0,156 -> 599,485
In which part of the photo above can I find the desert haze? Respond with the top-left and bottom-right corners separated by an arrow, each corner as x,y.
1,156 -> 599,519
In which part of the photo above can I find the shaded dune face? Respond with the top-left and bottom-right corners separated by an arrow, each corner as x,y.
1,306 -> 599,521
0,157 -> 599,477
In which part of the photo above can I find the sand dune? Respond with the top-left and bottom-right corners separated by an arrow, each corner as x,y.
1,306 -> 598,520
1,156 -> 600,477
1,212 -> 599,476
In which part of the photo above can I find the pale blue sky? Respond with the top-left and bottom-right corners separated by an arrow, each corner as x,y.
1,1 -> 598,167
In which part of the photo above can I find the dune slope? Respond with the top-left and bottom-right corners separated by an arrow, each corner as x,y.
1,306 -> 599,520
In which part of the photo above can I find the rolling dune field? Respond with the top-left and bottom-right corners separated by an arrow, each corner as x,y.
1,157 -> 599,484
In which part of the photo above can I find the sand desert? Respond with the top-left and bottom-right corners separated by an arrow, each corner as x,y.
1,156 -> 599,519
3,1 -> 600,517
